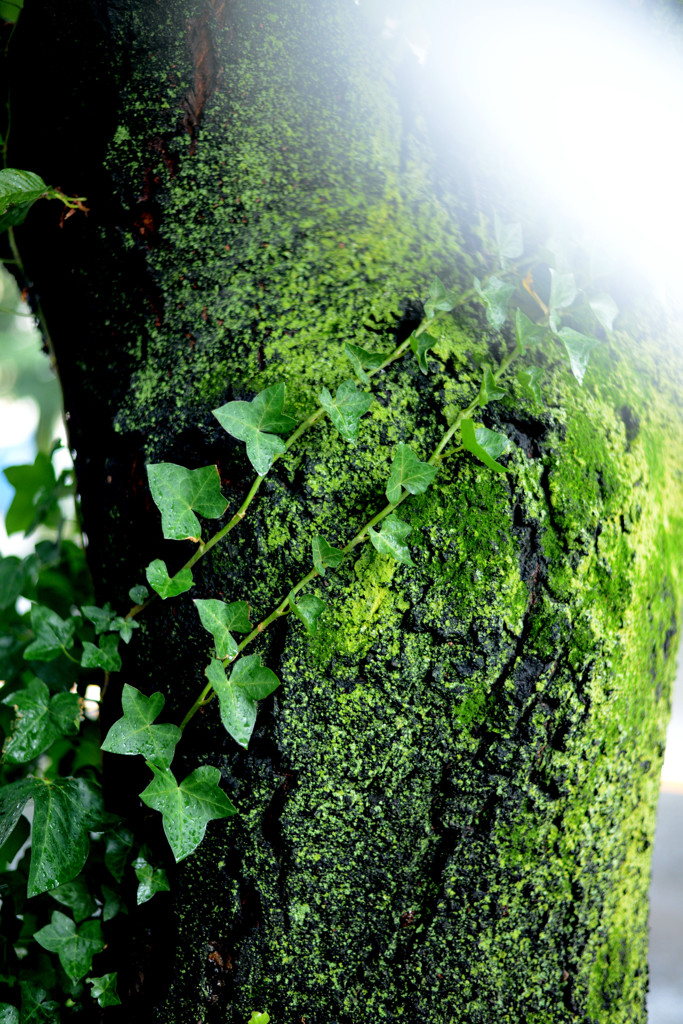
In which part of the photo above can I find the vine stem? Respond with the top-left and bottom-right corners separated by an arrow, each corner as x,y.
179,338 -> 520,731
129,308 -> 468,624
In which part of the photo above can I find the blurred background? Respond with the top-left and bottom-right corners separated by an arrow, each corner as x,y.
0,263 -> 681,1021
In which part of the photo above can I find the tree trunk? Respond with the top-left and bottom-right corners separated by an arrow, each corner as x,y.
9,1 -> 683,1021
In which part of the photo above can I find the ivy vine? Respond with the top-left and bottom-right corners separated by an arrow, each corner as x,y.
0,161 -> 617,1019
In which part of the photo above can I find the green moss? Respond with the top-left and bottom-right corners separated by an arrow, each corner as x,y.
91,1 -> 683,1021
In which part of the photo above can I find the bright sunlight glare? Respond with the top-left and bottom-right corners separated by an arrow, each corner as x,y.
428,0 -> 683,306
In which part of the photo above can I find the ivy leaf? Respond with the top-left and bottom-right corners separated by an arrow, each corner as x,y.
140,763 -> 237,863
2,680 -> 82,764
319,380 -> 373,443
34,911 -> 104,983
87,974 -> 121,1008
515,308 -> 547,354
50,879 -> 96,923
18,982 -> 59,1024
104,827 -> 133,883
80,603 -> 115,634
102,885 -> 124,922
207,656 -> 280,748
494,215 -> 524,266
0,1005 -> 18,1024
473,275 -> 514,330
206,659 -> 256,748
213,383 -> 297,476
0,168 -> 49,217
460,418 -> 510,474
23,605 -> 76,662
517,366 -> 544,404
424,276 -> 455,319
548,269 -> 577,331
111,616 -> 138,644
3,451 -> 59,536
409,327 -> 438,373
344,343 -> 385,384
147,463 -> 227,542
368,514 -> 414,566
193,599 -> 251,661
557,327 -> 599,385
311,535 -> 345,576
0,777 -> 36,848
230,654 -> 281,701
247,1014 -> 270,1024
0,815 -> 30,872
0,556 -> 24,610
28,776 -> 106,896
81,634 -> 122,673
82,605 -> 137,644
101,684 -> 181,771
385,444 -> 437,504
145,559 -> 194,599
290,595 -> 326,636
589,292 -> 618,333
478,366 -> 506,407
129,584 -> 149,604
133,854 -> 170,905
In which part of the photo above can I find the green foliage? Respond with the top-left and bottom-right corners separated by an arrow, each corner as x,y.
87,974 -> 121,1008
589,292 -> 619,333
514,308 -> 546,354
477,366 -> 506,407
0,207 -> 619,1016
147,463 -> 227,541
0,555 -> 23,609
2,450 -> 70,536
369,514 -> 414,566
473,275 -> 515,329
494,215 -> 524,267
319,379 -> 373,443
193,598 -> 251,660
0,168 -> 86,234
49,879 -> 96,923
344,342 -> 385,384
409,328 -> 437,374
101,685 -> 181,770
385,444 -> 437,504
133,854 -> 170,905
34,912 -> 104,983
2,680 -> 81,763
81,601 -> 138,643
0,169 -> 50,227
557,327 -> 599,385
145,558 -> 194,598
423,276 -> 455,320
460,418 -> 510,474
26,777 -> 105,897
311,534 -> 344,575
0,814 -> 29,871
290,594 -> 326,635
207,655 -> 281,748
213,382 -> 297,475
548,269 -> 577,332
19,983 -> 59,1023
140,764 -> 237,862
23,605 -> 75,662
80,633 -> 122,672
517,365 -> 544,404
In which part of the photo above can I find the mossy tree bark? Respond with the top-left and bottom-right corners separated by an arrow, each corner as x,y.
8,1 -> 683,1021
